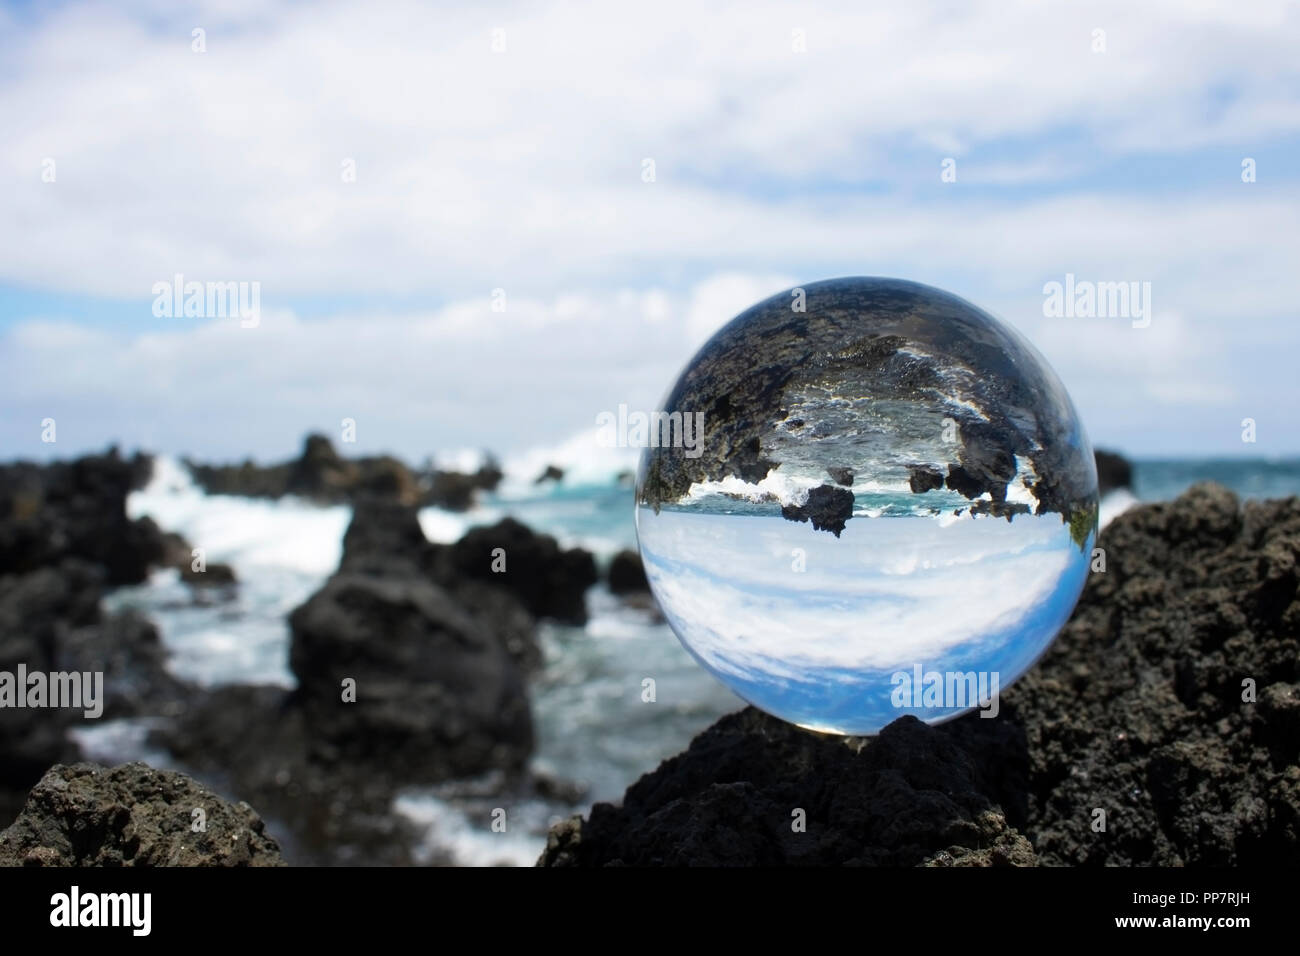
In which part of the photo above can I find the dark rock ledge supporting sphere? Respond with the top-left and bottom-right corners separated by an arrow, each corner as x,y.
542,484 -> 1300,866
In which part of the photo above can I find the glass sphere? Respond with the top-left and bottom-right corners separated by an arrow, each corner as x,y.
635,277 -> 1097,735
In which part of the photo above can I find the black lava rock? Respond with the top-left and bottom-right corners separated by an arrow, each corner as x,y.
0,762 -> 283,866
826,467 -> 855,487
780,484 -> 855,537
543,483 -> 1300,867
608,549 -> 649,595
540,709 -> 1033,866
447,518 -> 597,624
1094,449 -> 1133,496
908,465 -> 944,493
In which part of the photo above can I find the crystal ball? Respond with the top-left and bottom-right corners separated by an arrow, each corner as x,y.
635,277 -> 1098,735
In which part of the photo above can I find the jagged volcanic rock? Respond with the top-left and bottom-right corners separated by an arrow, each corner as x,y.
542,483 -> 1300,867
0,762 -> 282,866
779,484 -> 855,537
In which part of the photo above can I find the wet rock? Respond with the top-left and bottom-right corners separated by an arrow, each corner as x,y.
424,457 -> 504,512
1094,449 -> 1133,496
539,709 -> 1033,866
156,497 -> 539,806
144,525 -> 238,593
542,483 -> 1300,867
0,448 -> 166,585
447,518 -> 597,624
952,420 -> 1020,504
780,484 -> 855,537
0,563 -> 94,823
178,562 -> 237,587
0,559 -> 196,824
908,465 -> 944,494
827,466 -> 855,487
534,465 -> 565,485
340,498 -> 539,669
152,685 -> 426,866
473,456 -> 505,492
945,463 -> 986,500
186,434 -> 426,507
55,607 -> 191,721
0,762 -> 283,866
127,451 -> 155,492
339,495 -> 438,576
285,433 -> 359,499
184,457 -> 291,498
1003,483 -> 1299,865
967,499 -> 1031,521
424,471 -> 480,511
287,571 -> 535,782
608,549 -> 649,595
151,498 -> 558,864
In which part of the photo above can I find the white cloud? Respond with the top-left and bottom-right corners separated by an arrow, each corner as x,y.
0,285 -> 737,461
683,272 -> 797,348
2,0 -> 1298,458
1,0 -> 1298,299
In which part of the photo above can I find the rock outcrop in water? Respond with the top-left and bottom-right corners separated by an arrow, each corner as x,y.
186,433 -> 502,512
288,565 -> 535,781
534,464 -> 565,485
0,448 -> 163,584
0,448 -> 552,862
826,466 -> 854,487
0,762 -> 282,866
446,518 -> 598,625
607,549 -> 649,595
160,502 -> 536,749
779,484 -> 855,537
907,465 -> 944,494
0,451 -> 198,825
542,483 -> 1300,867
152,498 -> 592,863
1094,449 -> 1133,496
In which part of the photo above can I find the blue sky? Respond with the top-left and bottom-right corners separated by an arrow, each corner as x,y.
2,0 -> 1298,465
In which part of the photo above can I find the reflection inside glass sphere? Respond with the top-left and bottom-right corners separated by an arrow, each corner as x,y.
636,277 -> 1098,735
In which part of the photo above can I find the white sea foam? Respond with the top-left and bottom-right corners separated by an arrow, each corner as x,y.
685,470 -> 824,507
69,717 -> 174,769
393,792 -> 553,867
1099,487 -> 1138,529
129,456 -> 350,575
498,430 -> 639,499
417,504 -> 502,544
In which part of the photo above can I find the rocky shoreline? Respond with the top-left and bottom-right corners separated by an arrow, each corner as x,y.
0,443 -> 600,864
5,442 -> 1295,867
185,433 -> 506,512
